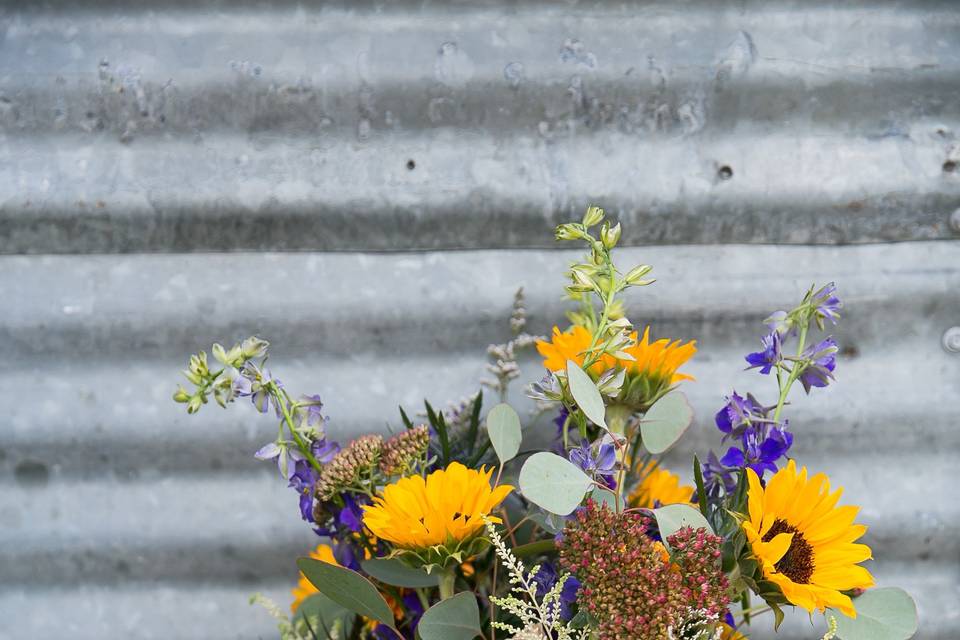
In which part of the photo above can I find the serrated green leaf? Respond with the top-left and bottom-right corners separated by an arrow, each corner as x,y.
519,451 -> 593,516
486,403 -> 522,464
566,360 -> 607,429
417,592 -> 482,640
296,558 -> 395,627
640,391 -> 693,454
653,503 -> 713,551
361,558 -> 440,588
834,587 -> 918,640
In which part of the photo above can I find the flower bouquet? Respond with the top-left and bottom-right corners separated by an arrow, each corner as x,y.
174,207 -> 918,640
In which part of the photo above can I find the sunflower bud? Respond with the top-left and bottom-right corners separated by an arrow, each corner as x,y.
600,221 -> 621,249
582,205 -> 605,228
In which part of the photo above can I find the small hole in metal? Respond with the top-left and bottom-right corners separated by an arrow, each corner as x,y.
406,159 -> 416,170
718,165 -> 733,180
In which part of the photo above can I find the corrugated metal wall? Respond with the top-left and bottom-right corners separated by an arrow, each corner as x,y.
1,2 -> 958,638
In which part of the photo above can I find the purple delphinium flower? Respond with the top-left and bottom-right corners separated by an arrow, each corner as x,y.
811,282 -> 842,326
714,391 -> 761,436
720,421 -> 793,477
234,361 -> 282,415
533,563 -> 581,621
311,437 -> 340,464
745,331 -> 783,375
288,459 -> 318,523
798,336 -> 838,393
254,441 -> 303,479
699,450 -> 738,502
298,393 -> 326,428
337,494 -> 366,533
568,439 -> 618,489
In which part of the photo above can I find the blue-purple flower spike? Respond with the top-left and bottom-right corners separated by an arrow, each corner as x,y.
798,337 -> 838,393
745,331 -> 783,375
812,282 -> 842,326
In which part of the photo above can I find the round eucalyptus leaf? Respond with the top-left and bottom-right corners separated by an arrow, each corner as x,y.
293,593 -> 354,639
417,592 -> 482,640
653,503 -> 713,550
519,451 -> 593,516
834,587 -> 918,640
640,391 -> 693,454
566,360 -> 607,429
486,403 -> 522,464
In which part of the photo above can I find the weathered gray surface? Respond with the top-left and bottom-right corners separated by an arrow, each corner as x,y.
1,2 -> 958,639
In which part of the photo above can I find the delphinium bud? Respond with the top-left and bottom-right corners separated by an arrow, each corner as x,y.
379,425 -> 430,476
557,500 -> 730,640
315,434 -> 383,500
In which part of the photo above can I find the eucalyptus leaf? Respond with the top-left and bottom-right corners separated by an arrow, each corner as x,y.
361,558 -> 440,588
296,558 -> 395,627
417,592 -> 482,640
653,503 -> 713,550
589,486 -> 618,511
293,593 -> 354,639
640,391 -> 693,454
834,587 -> 918,640
486,403 -> 522,464
566,360 -> 607,429
519,451 -> 593,515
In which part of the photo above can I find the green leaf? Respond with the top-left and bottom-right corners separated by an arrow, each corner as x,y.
653,504 -> 713,550
486,403 -> 522,464
425,400 -> 450,466
292,593 -> 354,639
693,454 -> 708,517
399,405 -> 414,430
834,587 -> 918,640
566,360 -> 607,429
519,451 -> 593,516
639,391 -> 693,454
361,558 -> 440,588
589,486 -> 618,511
296,558 -> 395,627
417,592 -> 482,640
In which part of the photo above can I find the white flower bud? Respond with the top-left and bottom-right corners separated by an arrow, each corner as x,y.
581,205 -> 604,228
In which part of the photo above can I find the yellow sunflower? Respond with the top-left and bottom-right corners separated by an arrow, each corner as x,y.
536,325 -> 696,410
362,462 -> 513,551
291,543 -> 338,613
743,460 -> 874,617
719,623 -> 748,640
629,462 -> 695,509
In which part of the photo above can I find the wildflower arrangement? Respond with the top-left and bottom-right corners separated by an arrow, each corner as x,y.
175,207 -> 917,640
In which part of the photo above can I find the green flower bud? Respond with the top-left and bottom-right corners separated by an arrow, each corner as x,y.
582,205 -> 605,228
600,221 -> 621,249
182,369 -> 203,386
187,395 -> 203,414
555,223 -> 584,241
625,264 -> 654,285
172,385 -> 192,403
241,337 -> 269,359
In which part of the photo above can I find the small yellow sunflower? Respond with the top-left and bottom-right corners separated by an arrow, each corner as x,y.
362,462 -> 513,552
743,460 -> 874,617
536,325 -> 696,410
629,463 -> 695,509
291,543 -> 338,613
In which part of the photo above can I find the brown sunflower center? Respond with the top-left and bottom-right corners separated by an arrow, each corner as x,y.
762,518 -> 815,584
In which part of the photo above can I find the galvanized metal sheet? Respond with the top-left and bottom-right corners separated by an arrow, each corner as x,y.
1,2 -> 959,639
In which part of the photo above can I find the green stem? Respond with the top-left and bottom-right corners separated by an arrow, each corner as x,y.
272,385 -> 323,474
772,323 -> 809,424
437,568 -> 457,601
